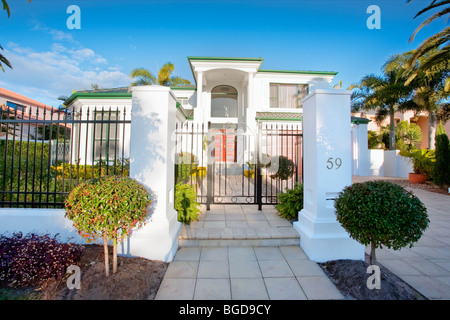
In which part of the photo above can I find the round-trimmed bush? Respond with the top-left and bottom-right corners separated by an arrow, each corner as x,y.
65,176 -> 151,275
268,155 -> 295,180
334,180 -> 429,265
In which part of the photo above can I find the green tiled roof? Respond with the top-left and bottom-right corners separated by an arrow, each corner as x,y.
176,103 -> 194,120
255,112 -> 302,121
351,116 -> 371,124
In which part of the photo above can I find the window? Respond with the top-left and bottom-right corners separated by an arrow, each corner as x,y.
269,84 -> 308,109
211,85 -> 238,118
6,101 -> 26,112
93,111 -> 120,161
178,97 -> 189,106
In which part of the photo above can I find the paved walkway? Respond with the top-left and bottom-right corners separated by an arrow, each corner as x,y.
366,181 -> 450,300
155,177 -> 450,300
155,205 -> 343,300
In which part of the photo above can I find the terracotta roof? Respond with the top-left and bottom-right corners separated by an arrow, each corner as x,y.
0,104 -> 71,128
0,87 -> 56,111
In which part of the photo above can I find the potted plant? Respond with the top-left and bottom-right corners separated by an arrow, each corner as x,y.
402,149 -> 435,184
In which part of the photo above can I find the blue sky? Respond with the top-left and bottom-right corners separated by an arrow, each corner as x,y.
0,0 -> 445,107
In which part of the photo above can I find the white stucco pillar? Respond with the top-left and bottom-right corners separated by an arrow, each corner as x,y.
352,121 -> 370,176
195,71 -> 203,124
293,89 -> 364,262
247,72 -> 254,111
119,85 -> 182,262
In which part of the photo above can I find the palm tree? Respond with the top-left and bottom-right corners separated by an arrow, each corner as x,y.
405,0 -> 450,90
399,50 -> 449,148
358,54 -> 415,150
130,62 -> 191,87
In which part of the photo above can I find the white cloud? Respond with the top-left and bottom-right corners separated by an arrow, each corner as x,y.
1,41 -> 130,107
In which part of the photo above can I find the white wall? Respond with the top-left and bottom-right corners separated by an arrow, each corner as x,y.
0,208 -> 84,244
351,123 -> 369,176
368,149 -> 413,178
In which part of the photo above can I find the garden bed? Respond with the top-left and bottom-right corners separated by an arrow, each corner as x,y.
319,255 -> 426,300
1,244 -> 168,300
40,244 -> 168,300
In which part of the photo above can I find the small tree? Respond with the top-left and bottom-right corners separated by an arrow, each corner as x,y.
334,181 -> 429,265
65,176 -> 151,276
433,122 -> 450,186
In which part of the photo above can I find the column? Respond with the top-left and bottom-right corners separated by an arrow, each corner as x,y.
293,89 -> 364,262
195,71 -> 203,124
119,85 -> 182,262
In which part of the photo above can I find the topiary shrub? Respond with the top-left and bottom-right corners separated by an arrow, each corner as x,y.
65,176 -> 151,276
0,232 -> 83,287
275,183 -> 303,221
268,155 -> 295,180
175,183 -> 201,225
433,123 -> 450,186
334,180 -> 429,265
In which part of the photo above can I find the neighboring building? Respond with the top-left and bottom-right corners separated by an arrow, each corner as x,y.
352,109 -> 450,149
0,87 -> 61,120
0,87 -> 67,140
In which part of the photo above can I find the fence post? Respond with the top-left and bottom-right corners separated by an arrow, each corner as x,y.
206,122 -> 213,210
119,85 -> 182,262
256,122 -> 262,210
293,88 -> 364,262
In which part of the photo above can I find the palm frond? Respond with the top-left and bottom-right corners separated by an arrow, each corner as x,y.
129,67 -> 156,86
2,0 -> 10,17
410,6 -> 450,43
412,0 -> 450,20
0,44 -> 12,72
157,62 -> 175,86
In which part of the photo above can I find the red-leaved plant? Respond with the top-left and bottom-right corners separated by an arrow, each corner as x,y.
0,232 -> 83,287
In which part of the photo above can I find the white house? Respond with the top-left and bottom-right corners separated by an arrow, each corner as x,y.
64,56 -> 338,166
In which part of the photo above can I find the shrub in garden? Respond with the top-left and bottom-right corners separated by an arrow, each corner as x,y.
275,183 -> 303,220
334,181 -> 429,265
175,152 -> 198,183
0,232 -> 83,287
65,176 -> 151,276
268,155 -> 295,180
175,183 -> 201,225
433,123 -> 450,186
52,158 -> 130,179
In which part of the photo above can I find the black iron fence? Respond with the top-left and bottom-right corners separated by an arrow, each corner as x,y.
0,105 -> 131,208
174,121 -> 303,209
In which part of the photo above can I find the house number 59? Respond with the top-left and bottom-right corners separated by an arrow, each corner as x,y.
327,157 -> 342,170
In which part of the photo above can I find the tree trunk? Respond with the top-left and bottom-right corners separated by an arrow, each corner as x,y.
428,111 -> 437,149
113,238 -> 117,274
103,230 -> 109,277
389,107 -> 396,150
369,242 -> 377,266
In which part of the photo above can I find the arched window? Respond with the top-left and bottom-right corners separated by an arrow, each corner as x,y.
211,85 -> 238,118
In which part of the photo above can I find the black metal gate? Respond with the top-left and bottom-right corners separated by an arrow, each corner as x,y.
174,122 -> 303,210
